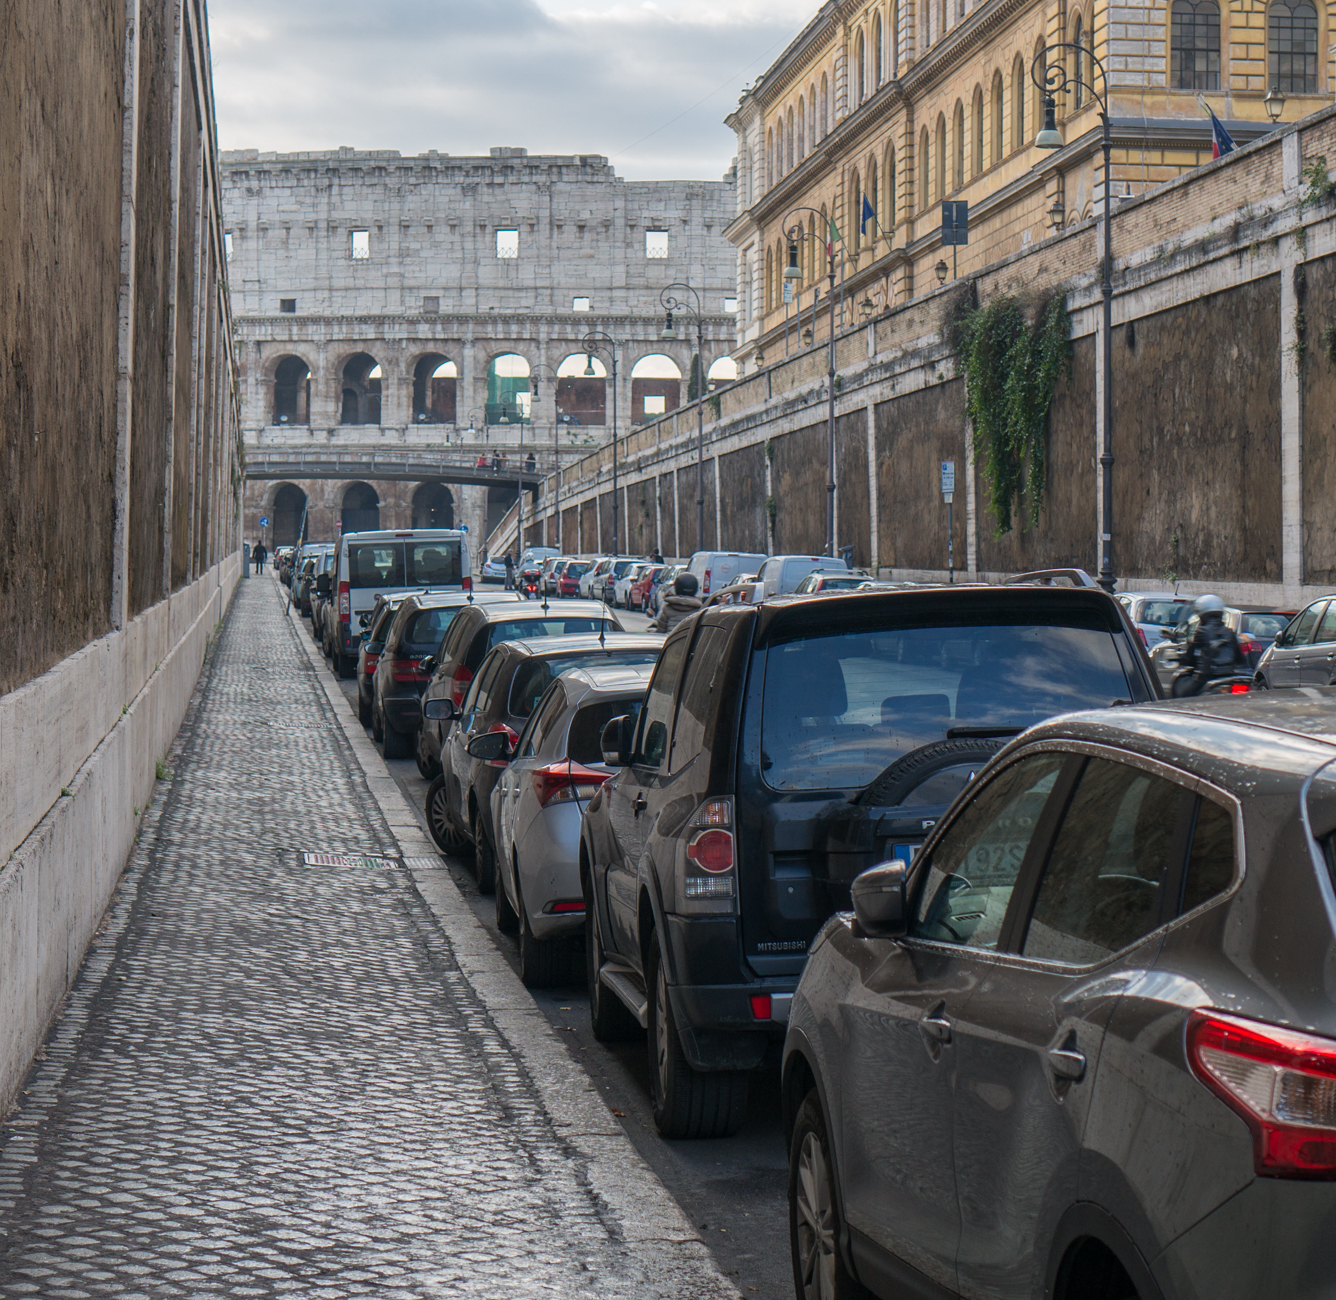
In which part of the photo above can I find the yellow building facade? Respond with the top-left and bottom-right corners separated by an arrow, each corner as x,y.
724,0 -> 1332,365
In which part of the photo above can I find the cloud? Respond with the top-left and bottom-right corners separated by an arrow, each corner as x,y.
207,0 -> 808,179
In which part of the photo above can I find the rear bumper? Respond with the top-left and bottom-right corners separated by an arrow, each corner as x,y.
383,693 -> 423,734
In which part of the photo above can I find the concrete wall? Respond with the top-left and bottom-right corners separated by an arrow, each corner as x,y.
513,105 -> 1336,608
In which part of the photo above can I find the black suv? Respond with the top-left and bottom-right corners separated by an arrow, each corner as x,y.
579,583 -> 1159,1138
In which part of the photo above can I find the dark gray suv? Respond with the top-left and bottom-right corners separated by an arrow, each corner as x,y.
783,690 -> 1336,1300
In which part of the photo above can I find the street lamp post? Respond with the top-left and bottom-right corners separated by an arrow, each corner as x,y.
782,208 -> 838,557
658,283 -> 708,550
581,331 -> 622,555
1033,45 -> 1117,593
530,364 -> 560,548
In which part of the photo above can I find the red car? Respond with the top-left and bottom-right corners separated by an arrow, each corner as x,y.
629,564 -> 665,610
558,560 -> 591,597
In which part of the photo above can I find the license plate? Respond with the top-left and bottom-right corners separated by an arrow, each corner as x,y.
892,843 -> 920,864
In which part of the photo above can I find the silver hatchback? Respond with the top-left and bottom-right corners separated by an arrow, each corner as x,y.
491,663 -> 653,988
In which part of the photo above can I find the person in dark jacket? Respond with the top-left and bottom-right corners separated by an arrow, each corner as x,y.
651,572 -> 702,633
253,541 -> 267,574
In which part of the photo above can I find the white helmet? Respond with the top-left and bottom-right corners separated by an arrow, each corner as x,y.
1192,594 -> 1225,617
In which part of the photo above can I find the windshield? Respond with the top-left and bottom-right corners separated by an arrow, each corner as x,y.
408,541 -> 461,585
508,653 -> 660,717
403,606 -> 462,652
486,618 -> 609,654
1139,599 -> 1189,627
760,622 -> 1132,792
1241,612 -> 1288,639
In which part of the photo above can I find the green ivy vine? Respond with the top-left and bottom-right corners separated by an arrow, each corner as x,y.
951,291 -> 1072,534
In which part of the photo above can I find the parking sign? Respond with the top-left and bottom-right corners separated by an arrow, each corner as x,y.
940,461 -> 955,500
259,516 -> 269,527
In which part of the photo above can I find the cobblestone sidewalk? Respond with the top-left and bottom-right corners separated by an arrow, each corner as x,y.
0,580 -> 729,1300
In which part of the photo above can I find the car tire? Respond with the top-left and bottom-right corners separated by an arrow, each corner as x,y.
415,744 -> 437,780
382,720 -> 411,760
584,870 -> 640,1042
474,822 -> 497,895
426,776 -> 468,856
371,703 -> 384,744
857,738 -> 1006,809
517,875 -> 565,988
789,1090 -> 871,1300
495,856 -> 520,933
646,939 -> 748,1139
357,689 -> 372,726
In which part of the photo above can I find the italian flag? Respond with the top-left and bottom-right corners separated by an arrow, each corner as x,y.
827,217 -> 842,257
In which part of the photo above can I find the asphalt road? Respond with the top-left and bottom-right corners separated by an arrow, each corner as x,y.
315,598 -> 792,1299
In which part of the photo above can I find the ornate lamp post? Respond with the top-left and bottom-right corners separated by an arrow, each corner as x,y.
580,330 -> 622,555
529,364 -> 560,549
659,282 -> 708,550
782,207 -> 838,556
1032,44 -> 1117,592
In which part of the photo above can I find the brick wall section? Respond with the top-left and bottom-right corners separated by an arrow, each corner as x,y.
771,423 -> 830,554
1301,253 -> 1336,583
718,442 -> 769,555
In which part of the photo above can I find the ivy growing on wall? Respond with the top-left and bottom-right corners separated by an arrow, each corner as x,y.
951,290 -> 1072,535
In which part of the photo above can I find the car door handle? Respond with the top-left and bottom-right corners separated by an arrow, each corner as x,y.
1047,1047 -> 1087,1081
919,1013 -> 952,1044
633,793 -> 647,814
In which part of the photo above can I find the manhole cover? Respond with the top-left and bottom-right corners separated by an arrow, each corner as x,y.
267,721 -> 341,732
301,851 -> 400,869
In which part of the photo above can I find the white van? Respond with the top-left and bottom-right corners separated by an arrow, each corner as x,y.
753,553 -> 849,600
685,551 -> 768,598
329,529 -> 470,676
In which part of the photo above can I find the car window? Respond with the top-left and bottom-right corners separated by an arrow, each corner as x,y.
464,651 -> 504,717
670,626 -> 729,772
1140,600 -> 1189,627
485,618 -> 606,649
634,637 -> 689,769
507,650 -> 660,718
909,754 -> 1066,949
1021,758 -> 1190,964
439,611 -> 474,667
1240,613 -> 1287,640
1316,603 -> 1336,645
407,541 -> 461,587
760,621 -> 1133,793
403,606 -> 461,653
1180,796 -> 1237,912
520,682 -> 568,759
568,695 -> 645,765
347,544 -> 405,589
1285,602 -> 1325,647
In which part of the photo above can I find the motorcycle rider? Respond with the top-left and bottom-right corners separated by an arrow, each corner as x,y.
651,572 -> 703,634
1171,594 -> 1246,697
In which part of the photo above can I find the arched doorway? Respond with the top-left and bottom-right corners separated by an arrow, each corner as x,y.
413,355 -> 457,424
706,357 -> 739,391
486,353 -> 531,425
631,354 -> 682,424
341,482 -> 380,535
555,352 -> 607,426
273,356 -> 310,425
341,354 -> 382,425
272,483 -> 307,545
412,482 -> 455,529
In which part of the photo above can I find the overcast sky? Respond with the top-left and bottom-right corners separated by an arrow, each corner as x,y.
208,0 -> 815,181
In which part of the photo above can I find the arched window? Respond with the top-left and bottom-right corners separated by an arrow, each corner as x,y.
820,73 -> 830,135
787,107 -> 795,170
919,126 -> 930,210
340,353 -> 381,425
867,158 -> 879,242
1012,55 -> 1026,151
935,114 -> 947,202
631,355 -> 682,424
808,214 -> 817,280
885,144 -> 897,237
411,483 -> 454,530
412,354 -> 456,424
1270,0 -> 1318,93
809,84 -> 818,149
874,15 -> 883,85
271,483 -> 307,545
486,354 -> 532,425
851,169 -> 863,248
892,0 -> 900,73
922,0 -> 931,51
991,71 -> 1004,164
272,355 -> 310,425
953,100 -> 964,188
856,31 -> 866,101
765,246 -> 773,314
1033,38 -> 1046,136
556,353 -> 608,426
1074,15 -> 1085,107
341,482 -> 380,534
972,85 -> 985,173
798,98 -> 806,161
766,127 -> 774,188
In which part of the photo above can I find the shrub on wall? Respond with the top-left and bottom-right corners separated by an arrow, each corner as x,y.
952,290 -> 1072,534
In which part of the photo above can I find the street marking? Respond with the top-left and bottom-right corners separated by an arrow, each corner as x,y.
301,851 -> 401,869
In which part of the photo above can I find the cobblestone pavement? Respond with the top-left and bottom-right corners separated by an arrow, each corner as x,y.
0,580 -> 732,1300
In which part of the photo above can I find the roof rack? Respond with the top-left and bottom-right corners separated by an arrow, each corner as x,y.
1009,568 -> 1100,589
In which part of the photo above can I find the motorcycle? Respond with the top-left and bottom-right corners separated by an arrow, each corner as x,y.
519,568 -> 542,600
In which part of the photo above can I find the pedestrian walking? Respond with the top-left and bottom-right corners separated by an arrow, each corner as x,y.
504,553 -> 515,590
254,541 -> 267,574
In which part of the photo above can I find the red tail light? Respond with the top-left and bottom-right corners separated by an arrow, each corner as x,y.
686,828 -> 734,872
1138,627 -> 1148,648
1188,1010 -> 1336,1178
450,665 -> 473,708
703,568 -> 712,594
364,653 -> 380,673
338,580 -> 351,621
1238,637 -> 1258,654
531,761 -> 611,808
463,575 -> 473,593
750,995 -> 772,1020
1230,683 -> 1251,694
548,900 -> 586,914
389,656 -> 429,684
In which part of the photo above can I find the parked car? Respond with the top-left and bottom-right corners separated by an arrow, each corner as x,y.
372,590 -> 521,763
414,599 -> 624,793
685,551 -> 769,599
541,556 -> 572,596
578,557 -> 612,599
356,594 -> 411,727
491,662 -> 657,987
298,544 -> 335,617
1116,590 -> 1194,648
326,529 -> 470,677
792,572 -> 872,594
784,688 -> 1336,1300
629,564 -> 666,611
1150,604 -> 1297,690
480,555 -> 510,585
650,564 -> 685,614
702,579 -> 761,608
427,632 -> 661,894
613,563 -> 650,609
579,581 -> 1159,1139
752,554 -> 850,600
559,560 -> 591,597
1253,593 -> 1336,688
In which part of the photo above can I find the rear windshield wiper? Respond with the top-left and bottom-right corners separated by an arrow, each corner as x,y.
946,725 -> 1025,739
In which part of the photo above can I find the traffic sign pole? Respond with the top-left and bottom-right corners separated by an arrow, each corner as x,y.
941,461 -> 956,583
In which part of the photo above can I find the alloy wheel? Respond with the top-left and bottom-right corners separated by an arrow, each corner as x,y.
795,1131 -> 837,1300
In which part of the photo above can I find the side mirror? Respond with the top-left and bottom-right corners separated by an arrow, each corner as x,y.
467,731 -> 512,763
422,698 -> 456,722
358,612 -> 372,628
316,574 -> 332,596
1275,632 -> 1286,646
420,655 -> 436,674
851,861 -> 909,939
600,714 -> 633,767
